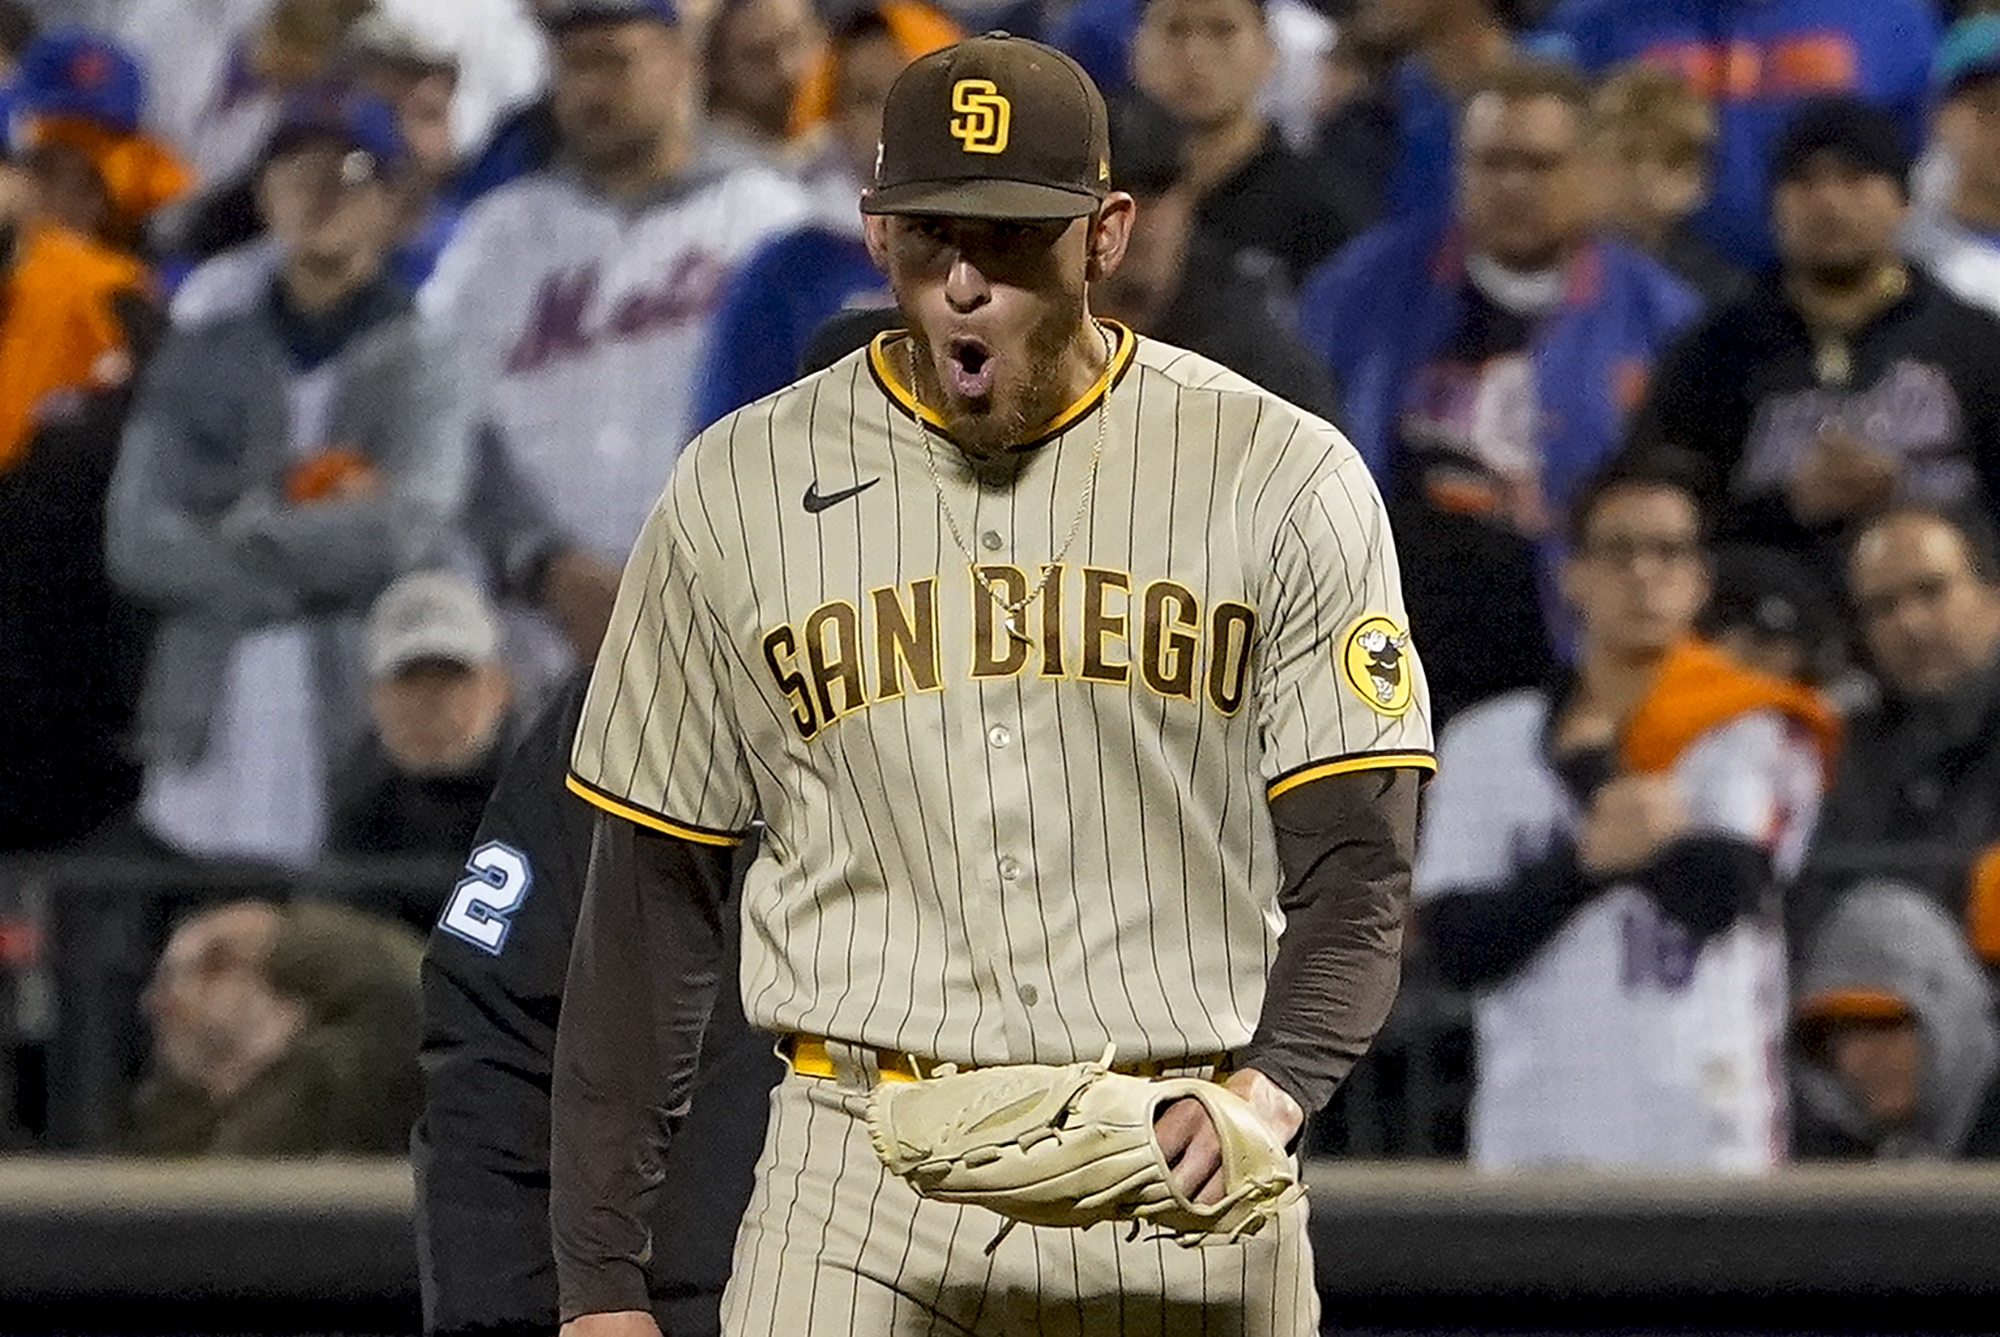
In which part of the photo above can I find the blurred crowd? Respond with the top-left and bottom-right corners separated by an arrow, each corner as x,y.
5,0 -> 2000,1170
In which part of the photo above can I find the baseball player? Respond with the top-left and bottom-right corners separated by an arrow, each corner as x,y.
553,33 -> 1434,1337
1414,453 -> 1834,1170
421,0 -> 807,685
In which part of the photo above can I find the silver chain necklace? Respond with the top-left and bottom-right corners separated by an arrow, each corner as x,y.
911,325 -> 1114,642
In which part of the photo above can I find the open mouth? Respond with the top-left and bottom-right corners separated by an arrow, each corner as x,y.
944,336 -> 997,400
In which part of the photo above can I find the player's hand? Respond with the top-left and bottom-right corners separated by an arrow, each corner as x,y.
1154,1068 -> 1303,1205
542,547 -> 624,661
1788,428 -> 1895,525
560,1310 -> 661,1337
1577,773 -> 1688,878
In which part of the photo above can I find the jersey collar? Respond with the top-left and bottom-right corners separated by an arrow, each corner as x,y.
867,319 -> 1137,452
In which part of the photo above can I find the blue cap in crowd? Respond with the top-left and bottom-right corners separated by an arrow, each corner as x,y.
264,82 -> 409,180
7,26 -> 144,135
539,0 -> 680,34
1934,14 -> 2000,102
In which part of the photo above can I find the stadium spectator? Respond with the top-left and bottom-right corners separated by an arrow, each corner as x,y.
1091,91 -> 1339,419
1300,58 -> 1698,724
702,0 -> 827,172
172,18 -> 468,291
1301,19 -> 1400,237
1351,0 -> 1512,228
1791,881 -> 2000,1160
1589,62 -> 1744,308
1796,506 -> 2000,947
110,0 -> 277,184
367,0 -> 549,158
1413,454 -> 1834,1171
1631,97 -> 2000,573
1534,0 -> 1941,266
108,87 -> 470,866
1129,0 -> 1355,288
694,3 -> 950,426
1700,544 -> 1848,690
344,14 -> 466,286
424,0 -> 805,683
0,143 -> 160,853
328,571 -> 516,870
1906,15 -> 2000,316
1050,0 -> 1337,151
162,0 -> 376,198
129,899 -> 424,1156
6,26 -> 194,254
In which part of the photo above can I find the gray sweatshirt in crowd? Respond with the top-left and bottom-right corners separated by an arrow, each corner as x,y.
106,283 -> 470,769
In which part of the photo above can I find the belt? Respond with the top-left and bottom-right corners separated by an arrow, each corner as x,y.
783,1034 -> 1230,1084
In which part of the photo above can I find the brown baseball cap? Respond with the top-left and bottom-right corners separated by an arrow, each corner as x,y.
862,32 -> 1112,222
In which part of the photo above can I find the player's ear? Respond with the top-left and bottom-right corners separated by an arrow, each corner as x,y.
863,207 -> 893,272
1085,193 -> 1136,282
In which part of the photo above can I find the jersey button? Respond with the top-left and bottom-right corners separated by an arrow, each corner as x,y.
980,530 -> 1003,551
1018,983 -> 1040,1006
988,724 -> 1011,748
998,856 -> 1022,881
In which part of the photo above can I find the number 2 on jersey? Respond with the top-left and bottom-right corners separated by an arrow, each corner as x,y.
439,842 -> 533,955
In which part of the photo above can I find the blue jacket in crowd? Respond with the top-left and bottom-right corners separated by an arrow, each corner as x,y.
1382,57 -> 1459,230
695,225 -> 889,429
1297,220 -> 1699,519
1535,0 -> 1939,265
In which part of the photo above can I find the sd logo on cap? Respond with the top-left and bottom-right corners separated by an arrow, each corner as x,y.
864,32 -> 1111,222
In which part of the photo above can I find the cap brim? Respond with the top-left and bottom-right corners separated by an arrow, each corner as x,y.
863,179 -> 1101,221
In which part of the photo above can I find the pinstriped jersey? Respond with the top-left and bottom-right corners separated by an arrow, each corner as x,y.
570,323 -> 1435,1065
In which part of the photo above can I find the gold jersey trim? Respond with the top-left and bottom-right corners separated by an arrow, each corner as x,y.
1266,751 -> 1438,801
865,319 -> 1137,449
564,773 -> 747,847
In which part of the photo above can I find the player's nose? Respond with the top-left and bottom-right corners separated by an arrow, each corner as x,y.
944,253 -> 991,311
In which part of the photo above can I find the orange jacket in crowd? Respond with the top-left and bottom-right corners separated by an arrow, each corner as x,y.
0,222 -> 152,474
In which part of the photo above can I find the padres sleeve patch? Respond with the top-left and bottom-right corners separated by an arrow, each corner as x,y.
1339,614 -> 1414,717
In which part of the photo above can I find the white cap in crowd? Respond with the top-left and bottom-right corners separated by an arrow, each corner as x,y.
366,570 -> 502,679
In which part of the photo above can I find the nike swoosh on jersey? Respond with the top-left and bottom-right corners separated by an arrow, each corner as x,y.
802,478 -> 880,513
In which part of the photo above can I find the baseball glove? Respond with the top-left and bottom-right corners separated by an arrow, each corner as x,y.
865,1047 -> 1302,1249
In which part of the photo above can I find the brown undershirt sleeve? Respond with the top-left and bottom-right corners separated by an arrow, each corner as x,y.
1237,767 -> 1421,1121
550,811 -> 735,1322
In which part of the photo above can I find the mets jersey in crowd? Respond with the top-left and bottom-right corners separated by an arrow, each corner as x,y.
1414,644 -> 1830,1170
420,156 -> 807,671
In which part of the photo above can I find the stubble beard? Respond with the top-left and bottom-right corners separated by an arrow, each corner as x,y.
903,287 -> 1092,461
